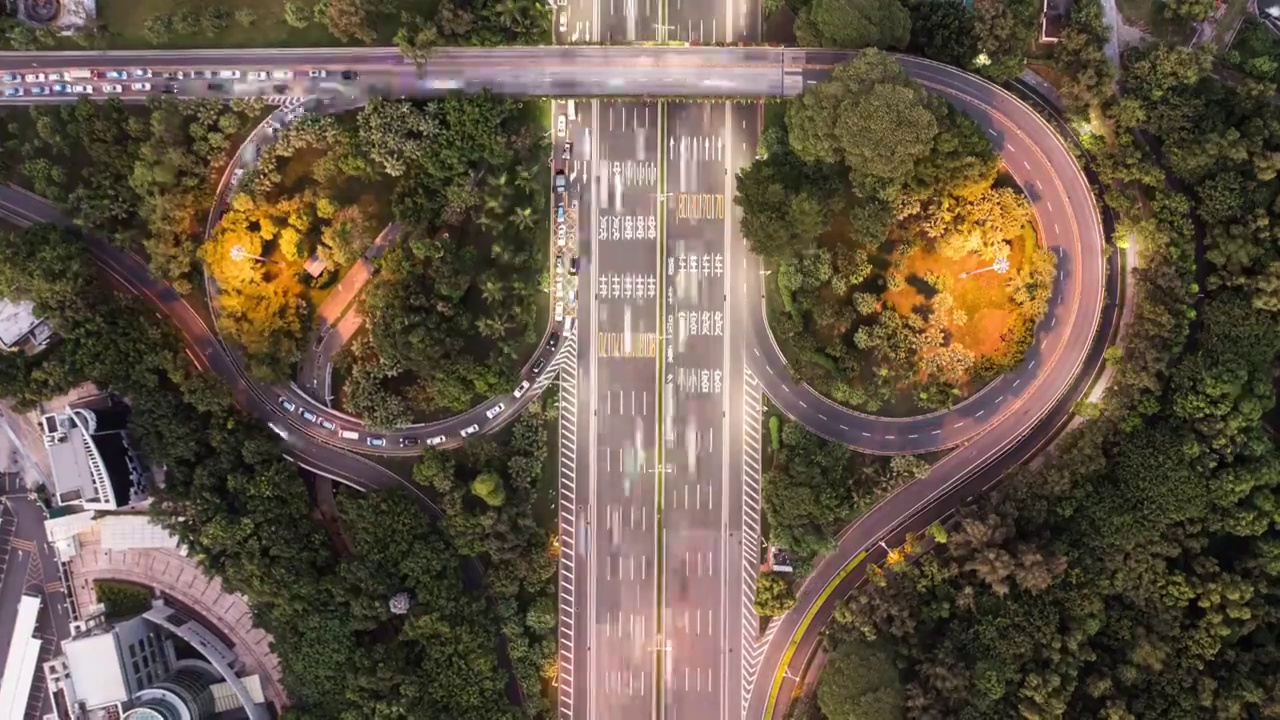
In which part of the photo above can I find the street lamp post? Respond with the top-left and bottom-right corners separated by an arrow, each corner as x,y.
229,244 -> 283,267
959,256 -> 1011,278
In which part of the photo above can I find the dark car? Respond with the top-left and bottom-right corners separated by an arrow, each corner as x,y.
548,331 -> 560,349
207,82 -> 226,92
272,83 -> 289,93
340,70 -> 359,80
569,256 -> 579,275
162,84 -> 179,94
400,437 -> 421,447
531,358 -> 546,375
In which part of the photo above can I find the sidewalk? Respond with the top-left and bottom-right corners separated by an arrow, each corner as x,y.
296,222 -> 401,404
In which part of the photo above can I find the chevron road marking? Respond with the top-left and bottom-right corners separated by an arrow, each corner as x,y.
556,329 -> 580,719
740,368 -> 766,708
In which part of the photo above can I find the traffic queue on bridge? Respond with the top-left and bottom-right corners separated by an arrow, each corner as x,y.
555,102 -> 581,331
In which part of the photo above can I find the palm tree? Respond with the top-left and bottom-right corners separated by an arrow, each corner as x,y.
509,206 -> 536,232
481,277 -> 505,305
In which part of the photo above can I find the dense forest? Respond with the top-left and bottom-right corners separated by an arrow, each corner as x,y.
0,97 -> 268,293
736,50 -> 1056,414
0,221 -> 552,717
782,1 -> 1280,718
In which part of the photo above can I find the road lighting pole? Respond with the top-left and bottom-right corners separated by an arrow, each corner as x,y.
959,256 -> 1011,278
229,244 -> 284,267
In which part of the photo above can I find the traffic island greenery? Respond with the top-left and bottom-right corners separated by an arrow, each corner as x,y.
202,94 -> 548,419
341,94 -> 549,427
813,38 -> 1280,720
738,50 -> 1057,416
0,221 -> 544,717
204,111 -> 394,382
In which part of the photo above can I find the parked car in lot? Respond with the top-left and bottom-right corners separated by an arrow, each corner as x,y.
320,418 -> 338,431
4,87 -> 23,97
2,73 -> 20,83
191,70 -> 210,79
133,68 -> 152,78
71,84 -> 93,94
101,84 -> 123,94
426,435 -> 447,446
272,70 -> 293,80
23,73 -> 44,82
104,70 -> 128,80
367,436 -> 387,447
513,380 -> 531,399
300,408 -> 318,423
207,82 -> 226,91
161,84 -> 179,94
400,437 -> 420,447
218,69 -> 241,79
569,256 -> 579,274
486,403 -> 506,420
309,69 -> 327,78
48,72 -> 65,81
51,84 -> 71,94
460,424 -> 480,438
247,70 -> 269,80
130,82 -> 151,91
30,86 -> 48,95
340,70 -> 359,80
163,71 -> 184,80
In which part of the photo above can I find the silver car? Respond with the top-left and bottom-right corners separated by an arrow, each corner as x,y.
460,424 -> 480,438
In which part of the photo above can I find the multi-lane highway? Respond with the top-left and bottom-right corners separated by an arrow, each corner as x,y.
0,44 -> 1107,720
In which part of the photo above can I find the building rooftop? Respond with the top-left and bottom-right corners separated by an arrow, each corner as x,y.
63,631 -> 129,708
42,404 -> 145,511
0,299 -> 48,351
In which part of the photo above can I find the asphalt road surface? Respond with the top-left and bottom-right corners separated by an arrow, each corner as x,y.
581,99 -> 664,720
661,101 -> 731,720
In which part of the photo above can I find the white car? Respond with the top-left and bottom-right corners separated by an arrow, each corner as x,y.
308,69 -> 327,78
554,301 -> 565,322
485,403 -> 506,420
3,87 -> 23,97
23,73 -> 45,82
557,224 -> 567,247
1,73 -> 19,83
71,84 -> 93,94
426,434 -> 447,446
557,114 -> 566,137
217,70 -> 241,79
513,380 -> 531,399
247,71 -> 269,80
271,70 -> 293,79
48,72 -> 66,81
104,70 -> 128,80
460,424 -> 480,438
101,84 -> 123,93
133,68 -> 152,78
559,11 -> 568,32
130,82 -> 151,91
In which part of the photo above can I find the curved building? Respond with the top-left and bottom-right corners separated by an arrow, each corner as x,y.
123,663 -> 219,720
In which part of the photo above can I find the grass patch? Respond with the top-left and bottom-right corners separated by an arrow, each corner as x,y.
95,0 -> 341,49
